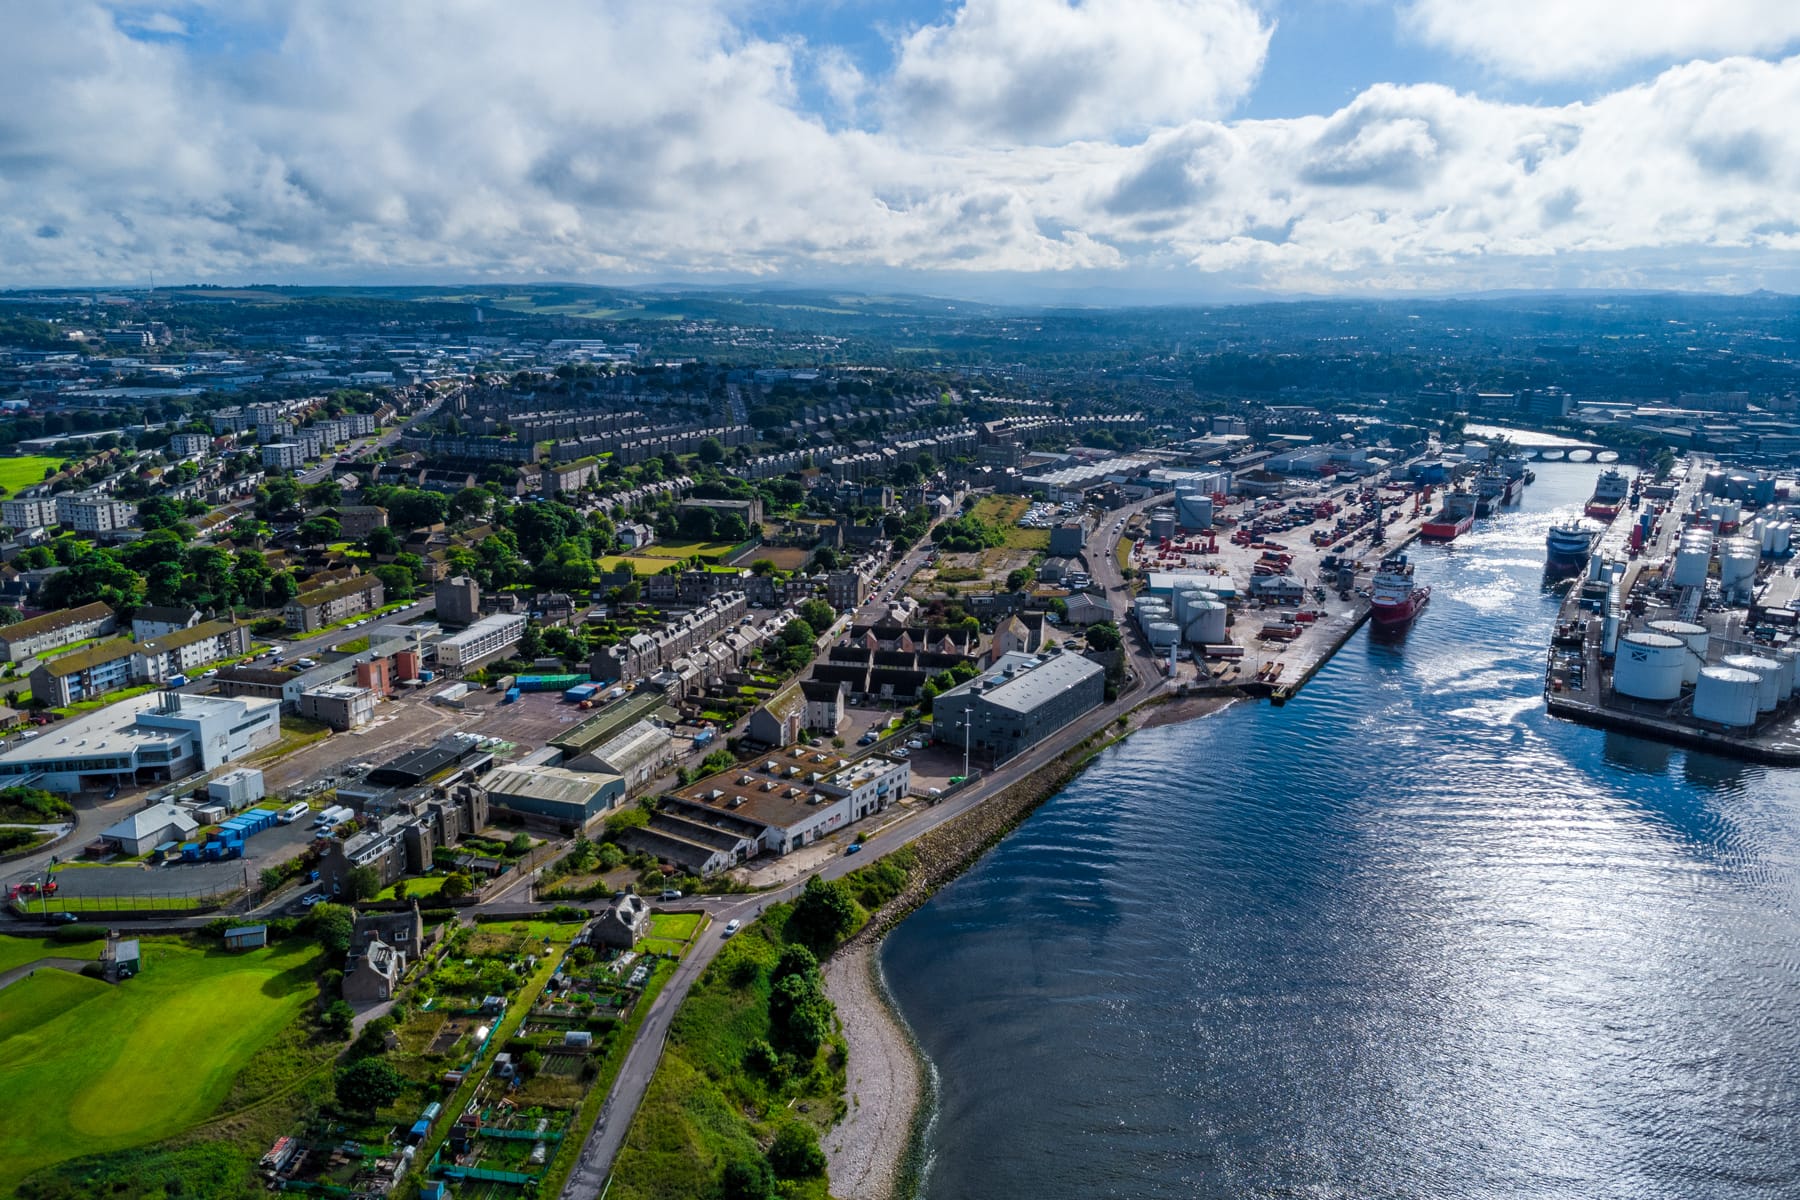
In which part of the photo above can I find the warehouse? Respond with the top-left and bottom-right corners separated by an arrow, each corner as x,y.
481,764 -> 624,829
931,650 -> 1106,766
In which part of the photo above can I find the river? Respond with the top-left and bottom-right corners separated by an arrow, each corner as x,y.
883,462 -> 1800,1200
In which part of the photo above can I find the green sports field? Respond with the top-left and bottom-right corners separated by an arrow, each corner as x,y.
0,456 -> 64,494
0,936 -> 320,1183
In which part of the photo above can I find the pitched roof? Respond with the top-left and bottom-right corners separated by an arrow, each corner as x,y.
2,601 -> 113,641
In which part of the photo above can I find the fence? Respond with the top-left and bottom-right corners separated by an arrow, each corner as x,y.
9,890 -> 232,918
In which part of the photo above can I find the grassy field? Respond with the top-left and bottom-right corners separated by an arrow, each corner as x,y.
637,540 -> 738,560
248,715 -> 332,763
636,912 -> 706,956
0,934 -> 105,975
0,937 -> 320,1184
597,555 -> 670,575
374,873 -> 448,902
0,456 -> 65,494
968,494 -> 1051,551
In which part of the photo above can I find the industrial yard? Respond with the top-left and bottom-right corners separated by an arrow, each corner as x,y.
1544,456 -> 1800,763
1118,463 -> 1456,702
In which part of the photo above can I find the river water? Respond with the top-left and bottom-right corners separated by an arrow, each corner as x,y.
883,463 -> 1800,1200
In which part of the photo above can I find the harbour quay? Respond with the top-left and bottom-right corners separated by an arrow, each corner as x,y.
1544,454 -> 1800,764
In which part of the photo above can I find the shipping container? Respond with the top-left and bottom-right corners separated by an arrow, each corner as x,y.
503,686 -> 521,704
515,673 -> 590,692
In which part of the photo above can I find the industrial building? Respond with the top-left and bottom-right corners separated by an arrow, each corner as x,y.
436,612 -> 526,670
565,719 -> 675,793
481,764 -> 625,829
931,650 -> 1106,765
0,691 -> 281,793
299,684 -> 378,730
625,747 -> 910,876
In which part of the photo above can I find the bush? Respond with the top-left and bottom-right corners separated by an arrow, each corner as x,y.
548,904 -> 587,922
768,1121 -> 826,1179
720,1156 -> 775,1200
322,1000 -> 355,1040
50,923 -> 107,943
785,875 -> 856,953
335,1057 -> 404,1114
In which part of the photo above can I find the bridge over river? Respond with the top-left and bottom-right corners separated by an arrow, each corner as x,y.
1463,423 -> 1620,462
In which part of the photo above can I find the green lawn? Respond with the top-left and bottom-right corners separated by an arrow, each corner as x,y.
637,540 -> 737,560
0,937 -> 321,1183
597,554 -> 675,575
0,934 -> 104,975
0,455 -> 65,494
374,873 -> 448,902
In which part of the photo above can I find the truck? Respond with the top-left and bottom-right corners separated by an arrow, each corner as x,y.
503,686 -> 521,704
167,674 -> 188,689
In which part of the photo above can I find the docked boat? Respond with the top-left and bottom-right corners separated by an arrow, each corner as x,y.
1369,552 -> 1429,628
1420,489 -> 1477,540
1585,468 -> 1630,520
1474,467 -> 1524,517
1545,521 -> 1596,572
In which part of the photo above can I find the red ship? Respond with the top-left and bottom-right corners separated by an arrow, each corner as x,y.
1369,552 -> 1430,627
1419,489 -> 1476,540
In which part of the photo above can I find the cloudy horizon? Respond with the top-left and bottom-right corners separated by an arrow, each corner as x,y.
8,0 -> 1800,300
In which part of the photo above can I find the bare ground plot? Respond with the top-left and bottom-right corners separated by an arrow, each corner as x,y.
910,546 -> 1034,596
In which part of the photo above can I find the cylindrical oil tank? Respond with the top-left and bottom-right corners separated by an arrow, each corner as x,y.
1613,632 -> 1686,701
1146,621 -> 1180,648
1722,654 -> 1781,712
1132,596 -> 1166,617
1773,646 -> 1798,702
1719,538 -> 1759,593
1695,666 -> 1761,727
1136,607 -> 1170,632
1776,522 -> 1792,556
1703,469 -> 1728,496
1149,510 -> 1177,540
1753,474 -> 1777,506
1672,543 -> 1711,587
1173,589 -> 1208,625
1175,491 -> 1213,530
1184,600 -> 1228,645
1648,620 -> 1708,683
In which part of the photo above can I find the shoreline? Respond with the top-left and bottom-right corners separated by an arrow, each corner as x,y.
822,946 -> 931,1200
823,691 -> 1238,1199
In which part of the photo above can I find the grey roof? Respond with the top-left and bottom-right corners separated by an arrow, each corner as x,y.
483,764 -> 620,810
980,653 -> 1103,714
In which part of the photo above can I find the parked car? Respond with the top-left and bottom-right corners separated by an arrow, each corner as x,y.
905,739 -> 924,750
300,893 -> 326,907
660,889 -> 683,901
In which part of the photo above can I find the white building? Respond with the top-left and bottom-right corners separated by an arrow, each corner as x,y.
1,497 -> 57,529
436,612 -> 527,670
261,442 -> 306,470
0,691 -> 281,794
208,767 -> 265,810
168,433 -> 212,457
56,494 -> 137,534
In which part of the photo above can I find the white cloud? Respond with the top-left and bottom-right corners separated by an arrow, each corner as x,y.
5,3 -> 1800,295
883,0 -> 1272,144
1402,0 -> 1800,83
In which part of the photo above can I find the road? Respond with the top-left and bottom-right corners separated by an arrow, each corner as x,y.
557,513 -> 1175,1197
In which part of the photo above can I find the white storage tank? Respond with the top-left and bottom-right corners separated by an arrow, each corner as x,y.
1694,666 -> 1761,727
1721,654 -> 1781,712
1175,491 -> 1214,530
1771,647 -> 1800,705
1672,541 -> 1711,588
1146,621 -> 1181,648
1777,522 -> 1793,556
1173,589 -> 1209,626
1184,600 -> 1228,645
1647,620 -> 1708,683
1612,632 -> 1686,701
1719,537 -> 1759,594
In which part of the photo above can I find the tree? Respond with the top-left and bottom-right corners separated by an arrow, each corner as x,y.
1005,567 -> 1031,592
1085,621 -> 1122,652
374,563 -> 417,601
322,999 -> 356,1039
678,505 -> 716,540
387,489 -> 448,530
344,865 -> 381,902
534,538 -> 595,592
365,525 -> 402,556
697,436 -> 725,464
749,558 -> 776,577
136,495 -> 184,532
779,619 -> 815,648
798,599 -> 836,632
769,967 -> 833,1057
311,903 -> 355,957
335,1058 -> 404,1114
772,943 -> 818,986
720,1156 -> 774,1200
298,515 -> 341,544
786,874 -> 856,953
452,486 -> 491,521
768,1121 -> 826,1178
507,832 -> 532,856
519,622 -> 546,661
440,871 -> 473,900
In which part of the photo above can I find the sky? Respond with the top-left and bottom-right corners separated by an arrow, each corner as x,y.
7,0 -> 1800,300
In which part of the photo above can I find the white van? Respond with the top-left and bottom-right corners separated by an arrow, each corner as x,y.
276,802 -> 310,824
